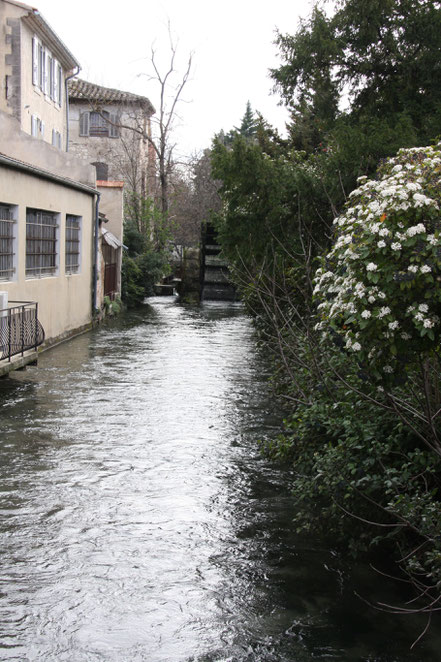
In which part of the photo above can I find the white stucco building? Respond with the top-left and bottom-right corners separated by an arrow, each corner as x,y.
0,0 -> 99,375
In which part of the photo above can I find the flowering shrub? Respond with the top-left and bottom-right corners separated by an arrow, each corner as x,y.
313,144 -> 441,379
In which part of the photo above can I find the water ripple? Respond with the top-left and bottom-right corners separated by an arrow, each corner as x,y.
0,298 -> 438,661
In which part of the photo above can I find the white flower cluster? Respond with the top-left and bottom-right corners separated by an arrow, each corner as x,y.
313,144 -> 441,365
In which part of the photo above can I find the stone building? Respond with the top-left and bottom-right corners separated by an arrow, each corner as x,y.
68,78 -> 157,305
68,78 -> 156,200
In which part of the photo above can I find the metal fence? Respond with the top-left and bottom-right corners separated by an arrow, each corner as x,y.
0,301 -> 45,361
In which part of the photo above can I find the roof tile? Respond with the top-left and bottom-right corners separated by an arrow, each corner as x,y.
68,78 -> 155,114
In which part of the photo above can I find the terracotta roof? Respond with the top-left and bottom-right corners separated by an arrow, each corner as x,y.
68,78 -> 155,114
97,180 -> 124,188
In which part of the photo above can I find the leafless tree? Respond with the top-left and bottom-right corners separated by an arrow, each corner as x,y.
168,150 -> 222,254
73,25 -> 192,247
111,25 -> 193,231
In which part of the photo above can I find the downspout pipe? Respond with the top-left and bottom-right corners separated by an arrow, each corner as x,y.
65,66 -> 80,152
93,192 -> 101,314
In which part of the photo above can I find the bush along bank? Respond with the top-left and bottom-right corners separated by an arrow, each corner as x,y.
269,145 -> 441,638
212,136 -> 441,642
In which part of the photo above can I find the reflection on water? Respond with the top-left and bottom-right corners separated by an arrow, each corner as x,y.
0,298 -> 438,661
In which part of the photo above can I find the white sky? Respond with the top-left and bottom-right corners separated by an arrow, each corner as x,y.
34,0 -> 314,159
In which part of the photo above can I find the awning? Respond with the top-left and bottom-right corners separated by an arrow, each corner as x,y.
101,227 -> 122,250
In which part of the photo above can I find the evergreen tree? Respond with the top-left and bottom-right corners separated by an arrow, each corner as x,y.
272,0 -> 441,147
234,101 -> 259,139
219,102 -> 259,146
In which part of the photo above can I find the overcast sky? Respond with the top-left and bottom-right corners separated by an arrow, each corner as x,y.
34,0 -> 314,158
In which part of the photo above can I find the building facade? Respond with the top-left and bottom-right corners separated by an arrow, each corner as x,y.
68,79 -> 157,307
97,180 -> 124,305
68,78 -> 156,200
0,0 -> 79,150
0,0 -> 98,374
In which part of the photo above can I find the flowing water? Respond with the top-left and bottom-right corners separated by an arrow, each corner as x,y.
0,298 -> 439,661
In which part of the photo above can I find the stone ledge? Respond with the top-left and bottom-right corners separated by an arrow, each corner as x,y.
0,350 -> 38,377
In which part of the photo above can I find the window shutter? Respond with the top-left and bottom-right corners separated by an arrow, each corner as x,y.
49,57 -> 54,100
109,113 -> 119,138
31,115 -> 37,137
53,59 -> 59,103
40,120 -> 45,137
52,128 -> 56,146
32,37 -> 39,85
43,51 -> 49,95
79,112 -> 89,136
38,43 -> 44,89
57,63 -> 63,106
57,131 -> 62,149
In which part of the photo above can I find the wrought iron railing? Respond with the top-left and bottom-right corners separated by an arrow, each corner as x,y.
0,301 -> 45,361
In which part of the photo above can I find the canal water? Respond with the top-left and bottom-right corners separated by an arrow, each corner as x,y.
0,298 -> 439,661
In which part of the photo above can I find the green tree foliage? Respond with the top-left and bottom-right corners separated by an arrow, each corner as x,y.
121,196 -> 170,307
211,0 -> 441,633
334,0 -> 441,133
273,0 -> 441,147
271,6 -> 339,150
234,101 -> 259,139
218,102 -> 260,146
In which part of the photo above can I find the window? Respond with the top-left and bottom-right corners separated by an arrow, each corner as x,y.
32,36 -> 62,105
65,215 -> 81,274
90,111 -> 110,136
0,204 -> 16,281
26,208 -> 58,278
38,41 -> 45,90
31,115 -> 45,138
48,55 -> 54,98
102,243 -> 118,297
79,111 -> 119,138
52,129 -> 62,149
56,62 -> 62,105
92,162 -> 109,180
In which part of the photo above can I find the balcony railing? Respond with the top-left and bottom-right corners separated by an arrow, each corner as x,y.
0,301 -> 45,362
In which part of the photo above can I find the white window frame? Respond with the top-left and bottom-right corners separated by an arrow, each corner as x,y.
52,128 -> 62,149
31,115 -> 45,139
32,36 -> 62,106
32,37 -> 39,86
57,62 -> 63,106
38,42 -> 45,91
54,59 -> 60,105
31,114 -> 38,137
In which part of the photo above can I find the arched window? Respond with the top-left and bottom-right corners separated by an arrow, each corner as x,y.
92,162 -> 109,181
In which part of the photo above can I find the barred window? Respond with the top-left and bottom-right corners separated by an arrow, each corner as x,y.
0,205 -> 15,281
26,208 -> 58,277
65,215 -> 81,274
